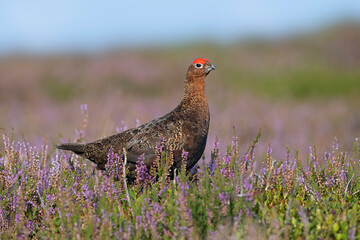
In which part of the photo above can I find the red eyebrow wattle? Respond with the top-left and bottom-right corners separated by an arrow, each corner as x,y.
193,58 -> 210,65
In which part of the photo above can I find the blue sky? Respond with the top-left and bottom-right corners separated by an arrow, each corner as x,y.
0,0 -> 359,54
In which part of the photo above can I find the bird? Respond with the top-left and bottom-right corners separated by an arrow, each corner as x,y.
56,58 -> 216,181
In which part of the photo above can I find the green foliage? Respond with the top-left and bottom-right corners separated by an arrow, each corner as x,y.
41,74 -> 78,101
1,134 -> 360,239
225,66 -> 360,99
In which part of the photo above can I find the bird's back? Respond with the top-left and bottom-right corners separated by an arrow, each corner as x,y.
90,98 -> 207,165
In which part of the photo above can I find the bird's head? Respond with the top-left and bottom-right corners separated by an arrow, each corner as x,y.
187,58 -> 216,78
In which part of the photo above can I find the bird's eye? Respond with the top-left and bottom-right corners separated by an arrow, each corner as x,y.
195,63 -> 202,68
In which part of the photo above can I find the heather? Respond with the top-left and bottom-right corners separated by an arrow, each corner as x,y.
1,126 -> 360,239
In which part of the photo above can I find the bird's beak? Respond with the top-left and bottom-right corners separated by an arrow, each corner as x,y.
205,64 -> 216,75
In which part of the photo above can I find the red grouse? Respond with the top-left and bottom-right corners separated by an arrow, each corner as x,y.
56,58 -> 216,180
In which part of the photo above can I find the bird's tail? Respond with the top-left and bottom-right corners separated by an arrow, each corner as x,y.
56,143 -> 86,155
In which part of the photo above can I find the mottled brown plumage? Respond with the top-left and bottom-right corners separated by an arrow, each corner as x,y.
56,58 -> 216,180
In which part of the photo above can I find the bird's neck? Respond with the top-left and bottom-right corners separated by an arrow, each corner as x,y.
176,75 -> 209,118
183,76 -> 206,100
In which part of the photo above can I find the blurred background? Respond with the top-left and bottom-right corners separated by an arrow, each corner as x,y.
1,0 -> 360,161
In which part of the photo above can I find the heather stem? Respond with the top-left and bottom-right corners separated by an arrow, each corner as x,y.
122,148 -> 132,209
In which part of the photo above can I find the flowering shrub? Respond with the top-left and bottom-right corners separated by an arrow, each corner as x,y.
1,129 -> 360,239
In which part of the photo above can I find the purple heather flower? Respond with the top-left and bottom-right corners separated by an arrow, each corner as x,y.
17,234 -> 26,240
46,193 -> 56,202
81,183 -> 95,201
26,220 -> 34,233
155,142 -> 163,153
309,146 -> 317,165
138,153 -> 145,161
242,151 -> 252,169
348,227 -> 355,240
267,144 -> 273,156
297,176 -> 305,186
176,178 -> 192,227
0,156 -> 4,166
106,150 -> 115,170
155,137 -> 166,153
116,120 -> 128,133
181,150 -> 189,161
11,194 -> 19,212
157,186 -> 168,197
106,150 -> 123,180
0,207 -> 6,223
213,138 -> 220,152
220,155 -> 234,180
50,152 -> 61,176
324,151 -> 330,161
237,209 -> 243,220
339,170 -> 346,182
177,177 -> 189,194
326,174 -> 336,187
246,208 -> 252,217
315,191 -> 321,201
332,138 -> 339,152
135,156 -> 153,186
80,104 -> 88,115
208,160 -> 216,173
136,215 -> 143,231
15,213 -> 21,223
243,175 -> 253,192
231,135 -> 238,149
74,129 -> 85,142
136,161 -> 148,182
135,118 -> 140,127
274,167 -> 281,175
219,192 -> 227,205
280,162 -> 286,173
223,155 -> 231,165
